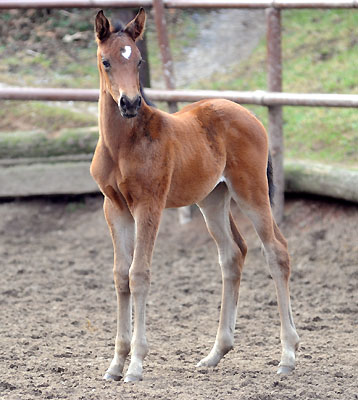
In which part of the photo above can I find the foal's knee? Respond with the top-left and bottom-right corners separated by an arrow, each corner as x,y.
129,265 -> 150,294
114,264 -> 130,293
116,338 -> 131,357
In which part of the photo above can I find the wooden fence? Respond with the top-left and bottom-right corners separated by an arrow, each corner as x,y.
2,1 -> 358,9
1,0 -> 357,221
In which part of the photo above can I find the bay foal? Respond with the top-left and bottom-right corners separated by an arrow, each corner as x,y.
91,9 -> 299,382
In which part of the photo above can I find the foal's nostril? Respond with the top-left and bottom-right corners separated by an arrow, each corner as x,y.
137,96 -> 142,108
120,96 -> 127,110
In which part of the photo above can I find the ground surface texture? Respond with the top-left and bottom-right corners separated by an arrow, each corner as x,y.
0,195 -> 357,400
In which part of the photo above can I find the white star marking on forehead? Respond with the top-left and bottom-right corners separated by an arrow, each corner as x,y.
121,46 -> 132,60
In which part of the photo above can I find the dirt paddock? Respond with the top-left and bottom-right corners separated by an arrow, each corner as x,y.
0,194 -> 357,400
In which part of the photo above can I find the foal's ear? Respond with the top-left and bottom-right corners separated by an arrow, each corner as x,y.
95,10 -> 111,42
124,8 -> 146,42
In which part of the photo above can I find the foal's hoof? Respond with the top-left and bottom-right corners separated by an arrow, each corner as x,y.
103,372 -> 122,381
277,365 -> 294,375
124,374 -> 142,383
197,347 -> 230,368
196,355 -> 220,368
196,359 -> 214,368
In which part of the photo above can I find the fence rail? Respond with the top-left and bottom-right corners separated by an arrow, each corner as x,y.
1,0 -> 358,9
2,87 -> 358,108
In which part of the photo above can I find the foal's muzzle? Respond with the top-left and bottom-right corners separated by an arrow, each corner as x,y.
119,94 -> 142,118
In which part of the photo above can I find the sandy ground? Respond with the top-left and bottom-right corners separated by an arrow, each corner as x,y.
0,195 -> 357,400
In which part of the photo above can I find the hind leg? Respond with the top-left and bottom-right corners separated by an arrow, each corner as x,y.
226,173 -> 299,374
197,183 -> 247,367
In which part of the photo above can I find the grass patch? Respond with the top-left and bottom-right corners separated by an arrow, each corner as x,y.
0,48 -> 98,89
284,107 -> 358,165
0,101 -> 97,132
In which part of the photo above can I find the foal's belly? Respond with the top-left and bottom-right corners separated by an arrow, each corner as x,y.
165,167 -> 225,208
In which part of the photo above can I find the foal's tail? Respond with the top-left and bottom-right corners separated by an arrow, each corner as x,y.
267,152 -> 275,207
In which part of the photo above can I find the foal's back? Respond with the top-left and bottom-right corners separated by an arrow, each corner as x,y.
172,98 -> 268,161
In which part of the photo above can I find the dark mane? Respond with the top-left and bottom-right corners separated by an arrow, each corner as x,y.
140,84 -> 156,108
112,20 -> 125,33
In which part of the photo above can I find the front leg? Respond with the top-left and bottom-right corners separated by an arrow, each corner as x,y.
124,204 -> 163,382
103,196 -> 134,381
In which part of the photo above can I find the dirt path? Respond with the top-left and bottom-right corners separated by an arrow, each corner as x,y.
174,9 -> 265,87
0,196 -> 357,399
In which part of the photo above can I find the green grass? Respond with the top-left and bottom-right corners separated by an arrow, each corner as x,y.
283,10 -> 358,166
0,101 -> 97,132
0,49 -> 98,89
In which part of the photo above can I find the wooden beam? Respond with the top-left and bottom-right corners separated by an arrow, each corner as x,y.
2,88 -> 358,107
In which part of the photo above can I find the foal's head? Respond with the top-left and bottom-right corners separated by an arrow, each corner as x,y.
95,9 -> 146,118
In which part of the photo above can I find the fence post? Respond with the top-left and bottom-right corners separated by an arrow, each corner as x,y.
153,0 -> 178,113
266,7 -> 284,223
153,0 -> 192,223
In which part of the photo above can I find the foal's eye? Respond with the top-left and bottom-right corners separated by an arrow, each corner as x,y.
138,59 -> 143,68
102,60 -> 111,69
